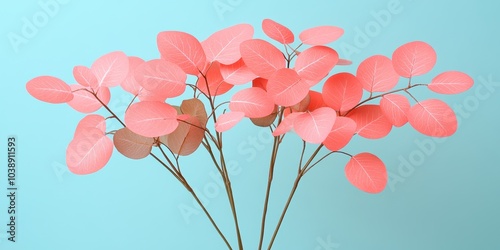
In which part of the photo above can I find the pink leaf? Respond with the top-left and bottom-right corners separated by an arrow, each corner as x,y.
197,62 -> 233,96
229,87 -> 275,118
428,71 -> 474,94
180,98 -> 208,126
322,73 -> 363,112
135,59 -> 187,98
66,127 -> 113,175
356,55 -> 400,92
295,46 -> 339,81
74,114 -> 107,137
251,105 -> 278,127
121,56 -> 145,95
392,41 -> 437,78
161,115 -> 205,156
291,94 -> 310,112
26,76 -> 74,104
262,19 -> 294,44
337,59 -> 352,65
267,68 -> 310,107
67,84 -> 110,113
380,94 -> 410,127
347,105 -> 392,139
323,117 -> 356,151
299,26 -> 344,45
113,128 -> 154,159
125,101 -> 179,137
157,31 -> 207,75
408,99 -> 457,137
202,24 -> 254,65
215,111 -> 245,132
307,90 -> 327,111
294,107 -> 337,144
91,51 -> 129,87
73,66 -> 98,88
272,112 -> 302,136
345,152 -> 387,193
138,87 -> 167,102
240,39 -> 285,78
252,77 -> 268,90
219,58 -> 258,85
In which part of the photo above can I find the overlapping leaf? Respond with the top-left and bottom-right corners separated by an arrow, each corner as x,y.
240,39 -> 285,78
161,115 -> 205,156
66,127 -> 113,175
229,87 -> 275,118
125,101 -> 179,137
294,107 -> 337,144
380,94 -> 410,127
157,31 -> 206,75
215,111 -> 245,132
295,46 -> 338,82
91,51 -> 129,87
323,117 -> 356,151
322,73 -> 363,112
299,26 -> 344,45
347,105 -> 392,139
67,84 -> 110,113
202,24 -> 254,65
113,128 -> 154,159
219,58 -> 258,85
267,68 -> 310,107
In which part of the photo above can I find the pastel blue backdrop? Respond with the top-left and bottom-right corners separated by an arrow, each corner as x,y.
1,0 -> 499,249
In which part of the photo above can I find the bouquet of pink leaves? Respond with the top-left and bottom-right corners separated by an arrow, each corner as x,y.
26,19 -> 473,250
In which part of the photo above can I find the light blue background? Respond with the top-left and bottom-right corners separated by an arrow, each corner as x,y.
1,0 -> 499,249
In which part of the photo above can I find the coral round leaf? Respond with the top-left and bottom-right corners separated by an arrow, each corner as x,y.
215,111 -> 245,132
180,98 -> 208,126
251,105 -> 278,127
240,39 -> 285,78
307,90 -> 327,111
202,24 -> 254,65
408,99 -> 457,137
113,128 -> 154,160
272,112 -> 302,136
380,94 -> 410,127
66,127 -> 113,175
323,117 -> 356,151
295,46 -> 339,81
67,84 -> 110,113
157,31 -> 207,75
91,51 -> 129,87
299,26 -> 344,45
162,115 -> 205,156
73,66 -> 98,88
262,19 -> 294,44
125,101 -> 179,138
220,58 -> 258,85
26,76 -> 74,104
356,55 -> 400,92
428,71 -> 474,94
197,62 -> 234,96
294,107 -> 337,144
345,152 -> 387,193
121,56 -> 146,95
347,105 -> 392,139
74,114 -> 107,137
392,41 -> 437,78
252,77 -> 268,90
229,87 -> 275,118
135,59 -> 186,98
322,73 -> 363,112
267,68 -> 310,107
